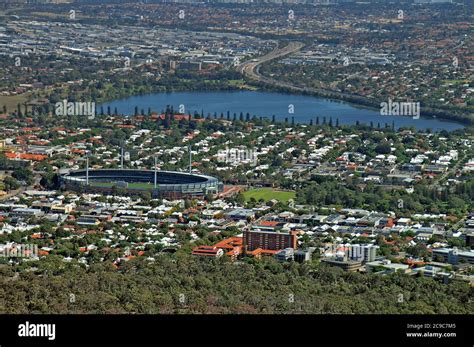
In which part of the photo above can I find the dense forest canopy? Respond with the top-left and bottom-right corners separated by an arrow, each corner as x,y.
1,255 -> 472,314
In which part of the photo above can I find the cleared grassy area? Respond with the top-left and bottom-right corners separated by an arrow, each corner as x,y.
442,79 -> 471,85
0,94 -> 30,113
243,188 -> 296,203
89,181 -> 156,189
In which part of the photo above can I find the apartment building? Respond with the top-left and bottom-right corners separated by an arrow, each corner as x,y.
243,228 -> 298,253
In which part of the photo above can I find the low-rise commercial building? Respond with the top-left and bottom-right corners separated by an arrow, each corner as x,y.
432,248 -> 474,265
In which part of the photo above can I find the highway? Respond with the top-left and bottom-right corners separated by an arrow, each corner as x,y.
238,41 -> 305,84
238,41 -> 369,102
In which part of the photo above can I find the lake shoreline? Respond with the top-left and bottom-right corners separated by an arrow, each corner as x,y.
99,90 -> 465,132
252,81 -> 473,127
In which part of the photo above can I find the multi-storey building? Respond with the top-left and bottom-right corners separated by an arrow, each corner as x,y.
432,248 -> 474,265
243,228 -> 298,253
349,244 -> 377,263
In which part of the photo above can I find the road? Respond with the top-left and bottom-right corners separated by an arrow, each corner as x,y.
432,154 -> 466,189
238,41 -> 305,83
238,41 -> 369,102
0,174 -> 42,201
450,215 -> 467,232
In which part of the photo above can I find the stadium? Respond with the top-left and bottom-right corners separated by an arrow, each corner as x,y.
61,169 -> 223,198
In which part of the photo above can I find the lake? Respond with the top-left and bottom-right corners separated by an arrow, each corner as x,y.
100,91 -> 464,131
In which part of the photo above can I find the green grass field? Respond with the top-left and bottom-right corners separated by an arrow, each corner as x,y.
243,188 -> 296,203
0,94 -> 30,113
89,181 -> 155,189
442,79 -> 470,85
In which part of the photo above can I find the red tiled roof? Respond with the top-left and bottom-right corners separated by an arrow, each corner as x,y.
214,237 -> 243,249
192,246 -> 221,257
5,152 -> 47,161
258,221 -> 279,227
247,248 -> 279,256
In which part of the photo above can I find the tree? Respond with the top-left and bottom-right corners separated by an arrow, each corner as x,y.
3,176 -> 20,191
234,192 -> 245,206
0,152 -> 8,169
12,167 -> 34,185
375,142 -> 391,154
